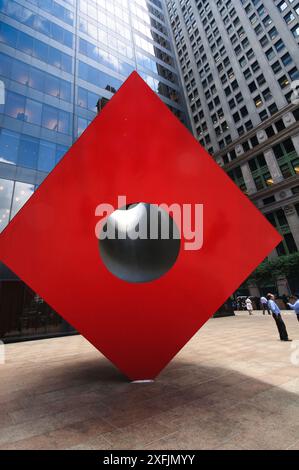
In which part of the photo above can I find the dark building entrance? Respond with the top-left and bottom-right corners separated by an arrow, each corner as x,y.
0,264 -> 75,343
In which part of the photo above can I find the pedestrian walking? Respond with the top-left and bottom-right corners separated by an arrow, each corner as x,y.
260,295 -> 271,315
287,293 -> 299,323
246,297 -> 253,315
267,293 -> 291,342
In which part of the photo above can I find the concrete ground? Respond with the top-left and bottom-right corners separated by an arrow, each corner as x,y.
0,311 -> 299,450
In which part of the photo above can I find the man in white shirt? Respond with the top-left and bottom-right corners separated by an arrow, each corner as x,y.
260,296 -> 271,315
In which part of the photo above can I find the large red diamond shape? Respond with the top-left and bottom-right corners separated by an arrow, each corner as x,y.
0,72 -> 281,380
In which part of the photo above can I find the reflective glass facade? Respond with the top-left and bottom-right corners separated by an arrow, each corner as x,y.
0,0 -> 188,230
0,0 -> 188,340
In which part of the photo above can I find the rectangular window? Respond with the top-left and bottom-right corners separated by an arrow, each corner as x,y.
0,178 -> 14,231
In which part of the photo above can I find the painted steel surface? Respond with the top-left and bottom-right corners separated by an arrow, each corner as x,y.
0,73 -> 281,380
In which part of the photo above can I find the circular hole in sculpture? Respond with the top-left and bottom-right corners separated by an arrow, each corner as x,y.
99,203 -> 181,283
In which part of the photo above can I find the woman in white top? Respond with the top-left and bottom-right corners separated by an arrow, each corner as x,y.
246,297 -> 253,315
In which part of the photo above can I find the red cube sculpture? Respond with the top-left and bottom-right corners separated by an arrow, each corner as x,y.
0,73 -> 281,380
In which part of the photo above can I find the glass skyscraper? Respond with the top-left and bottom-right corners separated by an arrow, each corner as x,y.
0,0 -> 188,340
0,0 -> 188,232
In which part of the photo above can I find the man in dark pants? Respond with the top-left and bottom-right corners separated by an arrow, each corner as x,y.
267,293 -> 292,342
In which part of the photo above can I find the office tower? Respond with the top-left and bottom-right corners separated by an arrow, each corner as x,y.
167,0 -> 299,260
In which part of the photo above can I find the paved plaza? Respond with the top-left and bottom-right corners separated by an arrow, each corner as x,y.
0,311 -> 299,450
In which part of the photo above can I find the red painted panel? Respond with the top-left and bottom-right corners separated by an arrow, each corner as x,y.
0,72 -> 281,380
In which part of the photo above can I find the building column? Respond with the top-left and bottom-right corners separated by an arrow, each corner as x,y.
283,204 -> 299,250
264,149 -> 284,184
241,162 -> 256,195
215,155 -> 224,167
291,133 -> 299,156
276,276 -> 290,296
268,248 -> 278,260
247,281 -> 260,298
282,111 -> 296,128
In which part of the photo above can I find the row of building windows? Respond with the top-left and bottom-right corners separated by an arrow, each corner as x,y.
0,52 -> 72,103
0,177 -> 35,232
78,60 -> 123,93
227,137 -> 299,193
79,38 -> 135,79
79,8 -> 131,42
77,87 -> 103,112
0,0 -> 73,48
0,2 -> 186,128
222,108 -> 299,163
135,51 -> 178,84
133,32 -> 175,68
79,0 -> 129,25
175,1 -> 246,149
265,206 -> 298,256
170,0 -> 299,153
0,4 -> 176,93
275,0 -> 299,38
2,91 -> 72,135
0,22 -> 73,73
78,36 -> 178,87
131,1 -> 165,26
78,7 -> 176,71
131,13 -> 172,51
26,0 -> 74,26
0,128 -> 68,173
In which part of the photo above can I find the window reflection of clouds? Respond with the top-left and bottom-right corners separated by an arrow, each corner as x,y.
25,99 -> 42,126
0,178 -> 13,231
0,130 -> 19,166
0,178 -> 35,230
130,3 -> 165,28
77,0 -> 183,109
38,141 -> 56,173
26,0 -> 74,26
78,87 -> 99,112
11,182 -> 35,220
0,0 -> 73,48
5,92 -> 25,120
0,0 -> 187,216
139,72 -> 180,103
0,23 -> 73,73
0,129 -> 68,173
79,39 -> 134,77
4,91 -> 71,135
77,117 -> 92,137
79,17 -> 133,57
80,0 -> 129,24
18,135 -> 39,169
79,0 -> 131,40
78,61 -> 122,92
133,29 -> 174,69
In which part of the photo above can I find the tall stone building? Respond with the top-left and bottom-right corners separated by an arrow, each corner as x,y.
166,0 -> 299,268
